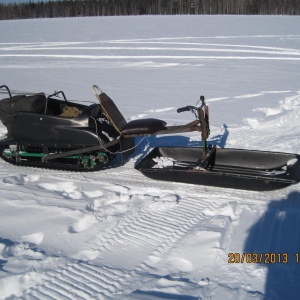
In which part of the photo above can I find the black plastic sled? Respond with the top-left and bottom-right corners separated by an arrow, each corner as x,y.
135,147 -> 300,191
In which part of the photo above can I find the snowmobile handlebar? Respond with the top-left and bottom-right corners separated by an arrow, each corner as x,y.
177,96 -> 206,114
177,105 -> 197,113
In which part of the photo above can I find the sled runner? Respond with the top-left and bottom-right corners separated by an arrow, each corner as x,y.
0,84 -> 299,191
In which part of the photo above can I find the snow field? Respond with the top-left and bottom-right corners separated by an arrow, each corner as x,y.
0,15 -> 300,299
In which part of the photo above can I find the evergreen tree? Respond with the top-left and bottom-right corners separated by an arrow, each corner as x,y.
0,0 -> 299,20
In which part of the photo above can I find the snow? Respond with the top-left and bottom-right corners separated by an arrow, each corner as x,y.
153,156 -> 175,168
0,15 -> 300,299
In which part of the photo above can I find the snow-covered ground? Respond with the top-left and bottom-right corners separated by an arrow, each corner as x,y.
0,15 -> 300,299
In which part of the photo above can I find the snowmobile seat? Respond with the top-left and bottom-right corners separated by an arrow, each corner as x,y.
97,91 -> 167,135
121,118 -> 167,135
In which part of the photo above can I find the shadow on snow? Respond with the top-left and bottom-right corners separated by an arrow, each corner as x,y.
244,191 -> 300,299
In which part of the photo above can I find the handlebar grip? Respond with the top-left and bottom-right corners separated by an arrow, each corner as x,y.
177,106 -> 191,113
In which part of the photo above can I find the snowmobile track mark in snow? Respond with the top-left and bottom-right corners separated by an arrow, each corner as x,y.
20,188 -> 222,299
21,263 -> 129,299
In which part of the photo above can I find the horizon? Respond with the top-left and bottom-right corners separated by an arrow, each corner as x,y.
0,0 -> 41,3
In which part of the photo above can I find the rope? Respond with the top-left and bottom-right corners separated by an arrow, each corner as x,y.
90,116 -> 148,155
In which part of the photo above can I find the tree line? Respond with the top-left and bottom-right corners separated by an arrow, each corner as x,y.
1,0 -> 299,20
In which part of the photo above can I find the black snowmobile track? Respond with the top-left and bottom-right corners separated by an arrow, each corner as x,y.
0,145 -> 113,172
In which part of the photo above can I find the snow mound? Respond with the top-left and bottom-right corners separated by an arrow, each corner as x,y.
19,232 -> 44,245
0,272 -> 43,300
83,190 -> 104,198
3,174 -> 40,185
254,93 -> 300,116
71,249 -> 99,261
69,214 -> 98,233
38,181 -> 82,199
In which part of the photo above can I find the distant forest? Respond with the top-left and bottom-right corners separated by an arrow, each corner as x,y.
1,0 -> 299,20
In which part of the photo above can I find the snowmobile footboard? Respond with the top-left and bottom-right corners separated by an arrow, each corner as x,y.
135,147 -> 300,191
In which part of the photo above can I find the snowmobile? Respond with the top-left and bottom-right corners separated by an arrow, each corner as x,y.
0,84 -> 299,191
0,84 -> 201,171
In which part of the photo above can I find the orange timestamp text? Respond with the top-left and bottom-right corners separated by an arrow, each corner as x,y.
228,253 -> 300,264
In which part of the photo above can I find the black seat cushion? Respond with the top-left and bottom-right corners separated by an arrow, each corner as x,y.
99,93 -> 127,133
121,118 -> 167,135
